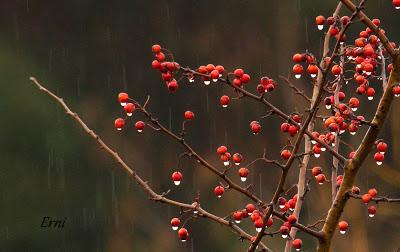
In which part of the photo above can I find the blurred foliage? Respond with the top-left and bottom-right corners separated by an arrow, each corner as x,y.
0,0 -> 399,251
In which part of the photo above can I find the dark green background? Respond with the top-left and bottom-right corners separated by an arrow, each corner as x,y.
0,0 -> 399,251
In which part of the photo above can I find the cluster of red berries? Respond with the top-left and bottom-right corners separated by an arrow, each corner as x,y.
373,141 -> 388,165
197,64 -> 225,85
256,76 -> 277,93
216,145 -> 249,182
231,68 -> 251,87
170,217 -> 189,242
230,203 -> 273,233
151,44 -> 181,92
278,194 -> 298,212
292,53 -> 318,79
311,166 -> 326,185
309,131 -> 336,158
315,14 -> 351,44
114,93 -> 146,132
356,187 -> 378,218
280,114 -> 301,137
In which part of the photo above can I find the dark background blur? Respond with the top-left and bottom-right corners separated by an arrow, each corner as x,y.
0,0 -> 399,251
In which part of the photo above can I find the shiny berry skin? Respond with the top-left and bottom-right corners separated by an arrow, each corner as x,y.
184,111 -> 195,120
312,166 -> 322,177
374,152 -> 384,163
167,80 -> 178,92
307,64 -> 319,77
254,218 -> 264,232
316,174 -> 326,185
281,122 -> 290,132
178,228 -> 189,242
288,125 -> 298,137
216,65 -> 225,74
156,52 -> 165,62
393,85 -> 400,96
250,121 -> 261,134
233,211 -> 242,223
172,171 -> 183,185
280,225 -> 290,237
234,68 -> 244,78
292,64 -> 304,74
135,121 -> 145,132
287,214 -> 297,224
237,167 -> 248,179
361,193 -> 372,204
393,0 -> 400,9
220,95 -> 230,108
292,238 -> 302,250
338,221 -> 348,234
152,44 -> 161,53
214,186 -> 225,198
246,204 -> 255,214
240,74 -> 251,84
151,60 -> 161,69
217,145 -> 228,155
118,92 -> 129,106
281,150 -> 292,160
124,103 -> 135,116
171,218 -> 181,230
293,53 -> 304,63
232,153 -> 243,165
315,15 -> 325,25
114,118 -> 125,130
376,142 -> 387,153
210,69 -> 220,80
331,65 -> 342,76
368,205 -> 377,217
368,188 -> 377,197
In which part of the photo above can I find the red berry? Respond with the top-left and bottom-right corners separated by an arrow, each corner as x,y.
124,103 -> 135,116
240,73 -> 251,84
368,205 -> 377,217
331,65 -> 342,76
292,64 -> 304,78
316,15 -> 325,29
281,150 -> 292,160
171,217 -> 180,230
368,188 -> 378,197
152,44 -> 161,53
312,166 -> 322,177
114,118 -> 125,130
232,153 -> 243,165
376,142 -> 387,153
393,0 -> 400,9
172,171 -> 183,185
246,204 -> 255,214
233,211 -> 242,223
361,193 -> 372,204
280,225 -> 290,237
210,69 -> 220,80
287,214 -> 297,224
184,111 -> 195,120
254,218 -> 264,232
118,92 -> 129,106
238,167 -> 249,182
178,228 -> 189,242
352,186 -> 360,194
220,95 -> 230,108
217,145 -> 228,155
307,64 -> 319,77
316,174 -> 326,185
234,68 -> 244,78
214,185 -> 225,198
374,152 -> 384,165
393,85 -> 400,97
216,65 -> 225,74
167,80 -> 178,92
135,121 -> 145,132
338,221 -> 348,234
293,53 -> 304,63
288,125 -> 298,137
156,52 -> 165,62
292,238 -> 302,250
250,121 -> 261,135
151,60 -> 161,69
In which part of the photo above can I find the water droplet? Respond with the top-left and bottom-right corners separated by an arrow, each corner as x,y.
240,177 -> 247,182
395,94 -> 400,97
365,71 -> 372,76
120,102 -> 126,106
368,96 -> 374,101
256,227 -> 262,232
376,161 -> 382,165
380,151 -> 385,155
223,161 -> 229,166
174,181 -> 181,186
295,74 -> 301,79
204,80 -> 211,85
279,205 -> 285,209
222,105 -> 228,108
296,249 -> 300,252
212,78 -> 218,82
325,105 -> 331,109
235,162 -> 240,166
137,129 -> 143,133
289,208 -> 294,212
321,147 -> 326,152
282,234 -> 288,239
351,107 -> 358,112
219,74 -> 222,77
317,25 -> 324,30
314,153 -> 320,158
332,143 -> 335,147
340,230 -> 346,234
172,226 -> 178,231
235,220 -> 241,224
311,74 -> 317,78
181,239 -> 187,242
188,77 -> 195,83
193,210 -> 198,214
217,195 -> 222,198
396,6 -> 400,9
311,140 -> 316,144
350,132 -> 356,135
318,182 -> 324,185
369,214 -> 375,218
117,128 -> 122,131
127,113 -> 132,116
340,130 -> 345,135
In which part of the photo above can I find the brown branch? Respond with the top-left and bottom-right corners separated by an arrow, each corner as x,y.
29,77 -> 272,252
348,193 -> 400,203
279,75 -> 312,103
317,48 -> 400,252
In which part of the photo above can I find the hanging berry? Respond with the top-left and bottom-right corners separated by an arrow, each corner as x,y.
118,92 -> 129,106
220,95 -> 230,108
250,121 -> 261,135
178,228 -> 189,242
233,211 -> 242,223
374,152 -> 384,165
238,167 -> 249,182
124,103 -> 135,116
292,238 -> 303,251
316,174 -> 326,185
368,205 -> 377,217
338,221 -> 349,234
217,145 -> 228,155
232,153 -> 243,165
184,111 -> 195,120
292,64 -> 304,79
281,149 -> 292,160
170,217 -> 180,231
135,121 -> 145,132
171,171 -> 183,186
114,118 -> 125,131
214,185 -> 225,198
315,15 -> 325,30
